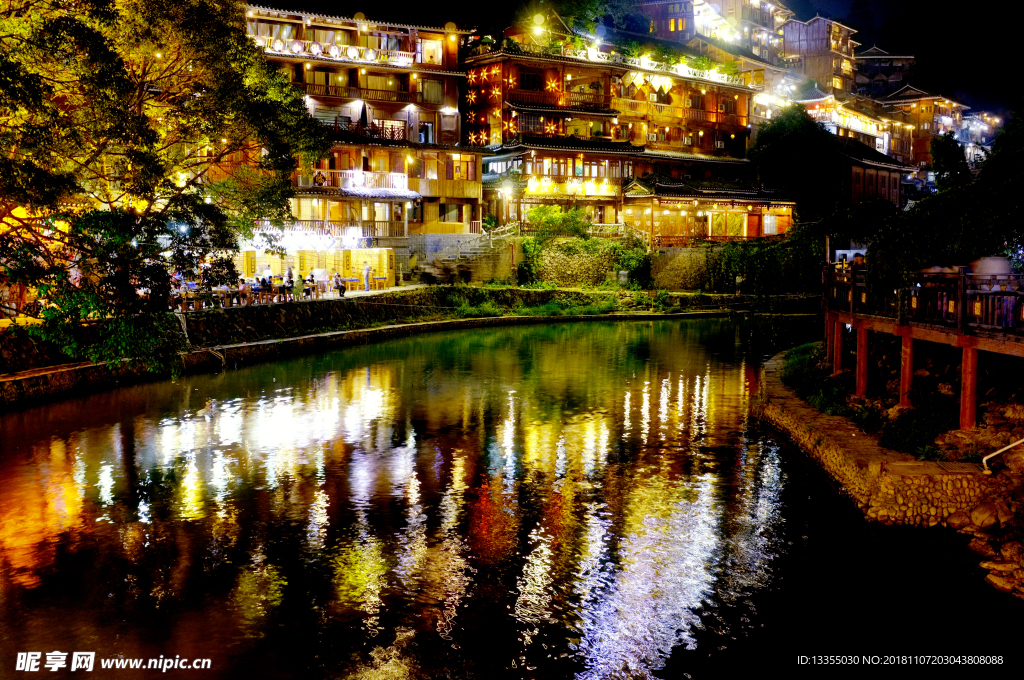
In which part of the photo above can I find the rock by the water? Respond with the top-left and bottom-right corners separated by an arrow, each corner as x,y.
947,511 -> 972,530
979,560 -> 1017,572
1000,541 -> 1024,564
968,538 -> 998,558
971,503 -> 999,529
985,573 -> 1016,593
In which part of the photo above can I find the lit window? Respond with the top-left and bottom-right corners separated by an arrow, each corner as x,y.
669,18 -> 675,31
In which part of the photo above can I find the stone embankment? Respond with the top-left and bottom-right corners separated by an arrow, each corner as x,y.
758,351 -> 1024,600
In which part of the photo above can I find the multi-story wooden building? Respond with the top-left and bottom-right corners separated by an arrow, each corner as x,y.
471,15 -> 795,243
853,46 -> 915,98
245,5 -> 486,242
641,0 -> 794,66
881,85 -> 968,169
780,15 -> 858,95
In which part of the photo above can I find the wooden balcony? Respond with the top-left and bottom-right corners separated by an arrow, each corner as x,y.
507,88 -> 610,108
293,82 -> 439,105
409,178 -> 482,200
296,170 -> 409,191
253,35 -> 416,67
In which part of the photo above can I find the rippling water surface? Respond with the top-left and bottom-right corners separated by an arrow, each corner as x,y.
1,319 -> 1019,678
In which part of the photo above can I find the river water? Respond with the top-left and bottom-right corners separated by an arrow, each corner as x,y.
1,319 -> 1019,678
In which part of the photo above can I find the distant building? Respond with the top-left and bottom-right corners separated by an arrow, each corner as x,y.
794,86 -> 885,152
244,5 -> 487,240
640,0 -> 795,67
780,15 -> 859,95
881,85 -> 969,169
852,46 -> 915,98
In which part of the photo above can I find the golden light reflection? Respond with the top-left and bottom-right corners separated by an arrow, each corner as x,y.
0,320 -> 801,675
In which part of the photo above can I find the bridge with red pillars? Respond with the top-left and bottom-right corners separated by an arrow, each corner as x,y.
824,266 -> 1024,430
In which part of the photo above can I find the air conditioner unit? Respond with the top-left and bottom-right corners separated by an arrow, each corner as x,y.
647,133 -> 658,142
683,137 -> 693,146
611,75 -> 621,84
718,103 -> 725,112
715,141 -> 726,148
685,98 -> 693,107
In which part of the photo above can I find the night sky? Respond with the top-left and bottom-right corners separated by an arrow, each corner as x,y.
267,0 -> 1012,112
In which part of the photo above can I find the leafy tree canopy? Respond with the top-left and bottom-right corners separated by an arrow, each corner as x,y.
0,0 -> 330,369
930,132 -> 972,192
748,105 -> 846,223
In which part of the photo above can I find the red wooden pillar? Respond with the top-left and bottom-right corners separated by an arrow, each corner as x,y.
832,318 -> 844,374
899,334 -> 914,408
960,346 -> 978,430
824,312 -> 833,359
855,325 -> 869,396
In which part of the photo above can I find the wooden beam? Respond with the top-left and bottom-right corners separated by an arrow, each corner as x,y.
856,325 -> 869,396
960,346 -> 978,431
899,335 -> 913,408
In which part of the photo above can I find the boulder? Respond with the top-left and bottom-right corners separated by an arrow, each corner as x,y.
979,560 -> 1017,572
971,503 -> 999,529
1004,449 -> 1024,474
996,502 -> 1015,525
1004,403 -> 1024,421
985,573 -> 1016,593
947,511 -> 972,530
938,383 -> 955,397
968,537 -> 998,557
1001,541 -> 1024,564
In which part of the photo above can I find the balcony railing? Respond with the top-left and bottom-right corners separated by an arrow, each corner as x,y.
609,98 -> 747,127
297,170 -> 409,191
254,219 -> 408,238
294,83 -> 440,106
363,221 -> 406,238
507,88 -> 610,108
252,34 -> 416,67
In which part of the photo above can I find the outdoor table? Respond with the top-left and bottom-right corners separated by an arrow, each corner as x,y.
373,276 -> 387,291
341,277 -> 361,292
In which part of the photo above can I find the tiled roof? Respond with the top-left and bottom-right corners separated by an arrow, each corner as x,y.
295,187 -> 422,200
794,86 -> 831,102
641,149 -> 749,164
502,134 -> 645,155
689,33 -> 776,69
506,101 -> 619,118
625,179 -> 792,203
836,137 -> 912,170
328,128 -> 490,154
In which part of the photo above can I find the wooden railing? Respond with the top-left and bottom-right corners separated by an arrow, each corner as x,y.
506,88 -> 610,108
297,170 -> 408,190
292,83 -> 443,106
825,267 -> 1024,335
254,219 -> 408,238
363,221 -> 406,238
608,98 -> 747,127
253,35 -> 416,66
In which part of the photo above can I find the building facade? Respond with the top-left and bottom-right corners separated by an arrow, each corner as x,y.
881,85 -> 968,169
853,46 -> 915,98
246,5 -> 485,234
780,15 -> 858,95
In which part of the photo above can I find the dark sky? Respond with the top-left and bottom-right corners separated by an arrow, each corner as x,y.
270,0 -> 1013,112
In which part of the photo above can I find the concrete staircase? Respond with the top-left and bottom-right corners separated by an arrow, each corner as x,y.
418,225 -> 518,278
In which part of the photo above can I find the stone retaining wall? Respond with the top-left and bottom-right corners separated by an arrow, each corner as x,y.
758,350 -> 1024,599
0,308 -> 735,411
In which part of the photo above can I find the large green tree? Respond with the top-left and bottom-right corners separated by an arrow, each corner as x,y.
748,105 -> 847,223
0,0 -> 329,369
930,132 -> 972,192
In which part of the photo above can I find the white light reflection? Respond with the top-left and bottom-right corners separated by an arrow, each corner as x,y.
575,475 -> 719,679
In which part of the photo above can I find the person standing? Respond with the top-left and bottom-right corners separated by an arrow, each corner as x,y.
363,262 -> 371,292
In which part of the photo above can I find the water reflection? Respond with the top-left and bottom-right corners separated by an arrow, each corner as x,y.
0,320 -> 796,678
